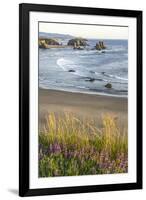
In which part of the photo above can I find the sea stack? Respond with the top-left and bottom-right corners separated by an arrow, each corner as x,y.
68,38 -> 88,49
95,41 -> 106,50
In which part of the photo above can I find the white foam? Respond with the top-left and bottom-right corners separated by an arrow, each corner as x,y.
56,58 -> 69,71
56,58 -> 86,78
104,73 -> 128,81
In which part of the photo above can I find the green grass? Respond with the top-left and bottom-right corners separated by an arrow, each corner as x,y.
39,112 -> 128,177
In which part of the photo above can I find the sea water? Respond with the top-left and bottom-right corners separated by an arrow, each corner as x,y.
39,39 -> 128,97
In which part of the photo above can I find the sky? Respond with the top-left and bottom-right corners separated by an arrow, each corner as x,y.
39,22 -> 128,39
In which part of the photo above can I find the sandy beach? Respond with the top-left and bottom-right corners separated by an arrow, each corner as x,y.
39,88 -> 128,130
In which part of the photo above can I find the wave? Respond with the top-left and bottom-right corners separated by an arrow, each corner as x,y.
57,58 -> 79,71
56,58 -> 71,71
76,85 -> 88,89
92,71 -> 127,82
102,73 -> 128,81
89,46 -> 127,55
73,71 -> 85,77
102,48 -> 124,53
56,58 -> 85,77
56,58 -> 128,84
77,48 -> 126,56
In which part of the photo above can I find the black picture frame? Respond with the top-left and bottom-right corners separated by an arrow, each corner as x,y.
19,3 -> 143,197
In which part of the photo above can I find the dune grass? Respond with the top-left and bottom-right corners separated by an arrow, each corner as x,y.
39,112 -> 128,177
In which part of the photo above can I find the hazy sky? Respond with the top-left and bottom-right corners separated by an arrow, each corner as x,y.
39,22 -> 128,39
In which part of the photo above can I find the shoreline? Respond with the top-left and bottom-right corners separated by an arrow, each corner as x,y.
39,87 -> 128,98
39,88 -> 128,130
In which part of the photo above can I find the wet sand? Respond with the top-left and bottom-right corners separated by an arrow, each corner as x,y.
39,88 -> 128,130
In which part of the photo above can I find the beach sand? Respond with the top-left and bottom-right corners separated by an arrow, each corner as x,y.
39,88 -> 128,131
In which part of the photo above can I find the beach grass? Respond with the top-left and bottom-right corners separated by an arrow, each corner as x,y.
39,112 -> 128,177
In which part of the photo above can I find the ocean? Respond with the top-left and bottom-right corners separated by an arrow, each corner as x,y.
39,39 -> 128,97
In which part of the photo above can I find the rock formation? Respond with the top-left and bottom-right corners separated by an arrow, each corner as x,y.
105,83 -> 112,88
67,38 -> 88,47
68,69 -> 76,72
95,41 -> 106,50
39,38 -> 60,48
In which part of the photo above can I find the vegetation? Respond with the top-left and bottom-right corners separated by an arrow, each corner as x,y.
39,112 -> 128,177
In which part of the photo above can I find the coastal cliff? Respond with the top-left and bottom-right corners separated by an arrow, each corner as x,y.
39,38 -> 60,48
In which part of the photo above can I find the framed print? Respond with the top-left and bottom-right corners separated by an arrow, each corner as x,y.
19,3 -> 143,197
